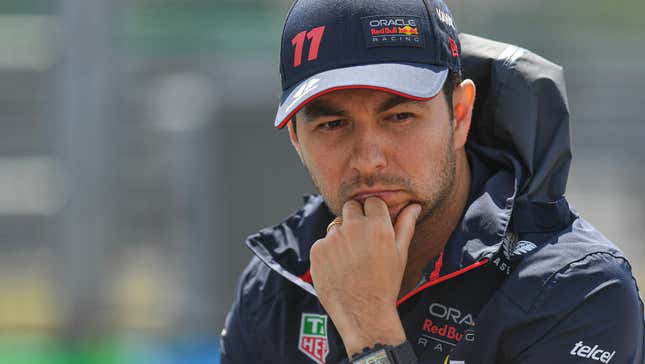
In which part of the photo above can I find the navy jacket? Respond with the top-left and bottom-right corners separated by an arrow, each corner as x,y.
221,34 -> 645,364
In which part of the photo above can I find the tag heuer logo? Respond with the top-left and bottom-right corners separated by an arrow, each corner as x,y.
299,313 -> 329,364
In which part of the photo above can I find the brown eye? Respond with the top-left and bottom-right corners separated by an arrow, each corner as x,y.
393,113 -> 412,121
322,120 -> 345,129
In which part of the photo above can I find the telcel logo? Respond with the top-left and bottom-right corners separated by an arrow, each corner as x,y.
570,341 -> 616,363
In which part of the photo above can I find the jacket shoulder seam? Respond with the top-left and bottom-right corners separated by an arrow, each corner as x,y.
528,250 -> 629,312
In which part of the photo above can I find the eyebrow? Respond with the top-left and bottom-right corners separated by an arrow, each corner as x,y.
376,94 -> 425,113
300,94 -> 425,123
301,99 -> 349,122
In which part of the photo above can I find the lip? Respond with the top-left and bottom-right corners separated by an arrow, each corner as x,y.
349,189 -> 404,203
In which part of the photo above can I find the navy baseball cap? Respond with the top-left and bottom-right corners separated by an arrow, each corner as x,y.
274,0 -> 462,128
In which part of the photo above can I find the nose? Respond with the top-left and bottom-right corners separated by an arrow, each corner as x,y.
348,127 -> 387,176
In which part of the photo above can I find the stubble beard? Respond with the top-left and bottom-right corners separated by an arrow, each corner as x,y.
302,136 -> 457,224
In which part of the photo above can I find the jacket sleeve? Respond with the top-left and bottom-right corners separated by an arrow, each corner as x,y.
510,253 -> 645,364
220,261 -> 261,364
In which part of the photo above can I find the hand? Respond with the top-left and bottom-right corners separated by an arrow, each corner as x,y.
309,197 -> 422,356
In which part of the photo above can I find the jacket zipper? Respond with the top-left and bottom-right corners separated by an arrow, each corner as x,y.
397,258 -> 490,307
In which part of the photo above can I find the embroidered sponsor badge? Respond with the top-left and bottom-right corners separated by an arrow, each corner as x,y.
299,313 -> 330,364
513,240 -> 537,256
361,16 -> 424,48
434,7 -> 456,30
417,302 -> 475,353
570,341 -> 616,363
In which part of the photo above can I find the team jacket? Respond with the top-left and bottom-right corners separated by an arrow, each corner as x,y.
220,34 -> 645,364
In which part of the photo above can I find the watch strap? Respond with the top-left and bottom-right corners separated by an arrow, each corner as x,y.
388,340 -> 417,364
350,341 -> 418,364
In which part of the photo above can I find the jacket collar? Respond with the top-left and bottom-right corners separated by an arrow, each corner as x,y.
246,194 -> 333,295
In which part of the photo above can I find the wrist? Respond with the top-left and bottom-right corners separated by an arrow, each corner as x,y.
335,311 -> 406,357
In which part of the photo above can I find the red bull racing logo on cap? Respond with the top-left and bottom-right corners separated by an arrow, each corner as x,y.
362,16 -> 424,48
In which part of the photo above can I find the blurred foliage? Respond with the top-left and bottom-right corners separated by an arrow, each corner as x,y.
0,336 -> 123,364
0,335 -> 220,364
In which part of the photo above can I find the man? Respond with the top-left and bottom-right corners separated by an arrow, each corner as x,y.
221,0 -> 645,363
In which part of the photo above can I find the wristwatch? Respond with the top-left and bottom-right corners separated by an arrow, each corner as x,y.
350,341 -> 418,364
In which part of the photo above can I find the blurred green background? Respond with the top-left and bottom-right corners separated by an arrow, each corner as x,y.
0,0 -> 643,363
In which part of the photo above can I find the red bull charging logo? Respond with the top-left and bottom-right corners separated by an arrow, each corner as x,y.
362,15 -> 424,48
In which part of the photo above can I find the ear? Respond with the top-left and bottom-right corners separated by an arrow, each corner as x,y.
287,119 -> 304,162
452,79 -> 476,150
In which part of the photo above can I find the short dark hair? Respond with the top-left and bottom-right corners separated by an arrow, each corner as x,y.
443,70 -> 463,123
291,70 -> 463,133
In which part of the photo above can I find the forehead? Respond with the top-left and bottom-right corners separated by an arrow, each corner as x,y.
297,88 -> 438,121
309,89 -> 418,109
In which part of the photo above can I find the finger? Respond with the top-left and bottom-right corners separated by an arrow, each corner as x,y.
342,199 -> 364,221
363,196 -> 390,222
393,203 -> 422,258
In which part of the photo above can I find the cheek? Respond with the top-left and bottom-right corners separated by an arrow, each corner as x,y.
394,124 -> 452,181
300,142 -> 349,203
398,126 -> 446,160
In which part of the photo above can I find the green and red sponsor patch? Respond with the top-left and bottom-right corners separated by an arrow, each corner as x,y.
299,313 -> 329,364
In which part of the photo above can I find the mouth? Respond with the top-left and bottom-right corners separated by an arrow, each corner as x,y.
349,189 -> 405,204
346,189 -> 418,221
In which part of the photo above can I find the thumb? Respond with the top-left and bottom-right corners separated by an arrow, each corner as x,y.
393,203 -> 422,260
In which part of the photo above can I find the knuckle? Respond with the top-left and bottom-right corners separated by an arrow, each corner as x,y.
372,222 -> 393,240
309,239 -> 325,262
343,219 -> 357,229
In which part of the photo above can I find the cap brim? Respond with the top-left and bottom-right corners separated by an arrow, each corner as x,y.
274,62 -> 448,128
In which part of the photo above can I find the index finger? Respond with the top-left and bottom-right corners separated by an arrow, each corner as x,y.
342,199 -> 364,221
363,196 -> 390,222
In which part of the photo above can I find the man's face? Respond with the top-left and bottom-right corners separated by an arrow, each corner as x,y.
290,88 -> 457,222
